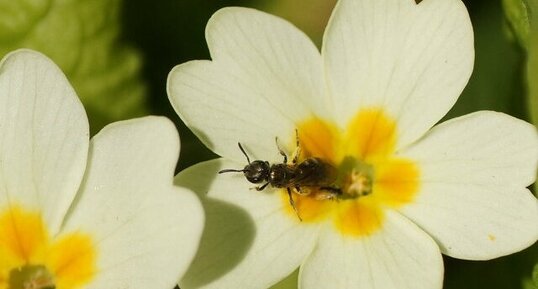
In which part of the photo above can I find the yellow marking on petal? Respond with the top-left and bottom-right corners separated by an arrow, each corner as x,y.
297,118 -> 338,162
48,233 -> 96,288
0,273 -> 6,289
282,108 -> 420,238
282,190 -> 334,222
0,206 -> 47,263
488,234 -> 496,241
374,159 -> 420,207
0,205 -> 97,288
344,108 -> 396,160
334,198 -> 384,237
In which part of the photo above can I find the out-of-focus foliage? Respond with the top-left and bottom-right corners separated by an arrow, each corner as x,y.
534,264 -> 538,287
503,0 -> 532,47
256,0 -> 336,48
503,0 -> 538,124
523,263 -> 538,289
527,1 -> 538,126
0,0 -> 147,134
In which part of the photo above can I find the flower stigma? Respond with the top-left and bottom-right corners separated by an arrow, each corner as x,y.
0,205 -> 96,289
282,108 -> 420,237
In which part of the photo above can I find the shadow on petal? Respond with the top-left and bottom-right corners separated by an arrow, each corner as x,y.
175,159 -> 256,288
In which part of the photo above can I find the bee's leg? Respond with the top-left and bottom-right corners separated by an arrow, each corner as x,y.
295,185 -> 301,194
320,186 -> 343,195
287,187 -> 302,221
291,129 -> 301,165
275,137 -> 288,163
294,185 -> 309,196
255,182 -> 270,191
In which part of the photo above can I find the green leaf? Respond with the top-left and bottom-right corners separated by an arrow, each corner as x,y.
500,0 -> 538,125
502,0 -> 531,48
0,0 -> 51,43
528,0 -> 538,126
502,0 -> 538,126
0,0 -> 147,134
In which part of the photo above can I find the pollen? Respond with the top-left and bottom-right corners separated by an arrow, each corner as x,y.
282,108 -> 420,237
0,205 -> 97,289
345,170 -> 372,197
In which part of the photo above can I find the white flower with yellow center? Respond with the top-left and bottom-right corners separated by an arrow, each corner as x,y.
167,0 -> 538,288
0,50 -> 204,289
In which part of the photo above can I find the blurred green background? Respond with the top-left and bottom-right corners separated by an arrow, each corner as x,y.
0,0 -> 536,288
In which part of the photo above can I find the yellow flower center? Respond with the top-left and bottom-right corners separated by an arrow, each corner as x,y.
282,108 -> 420,237
0,205 -> 96,289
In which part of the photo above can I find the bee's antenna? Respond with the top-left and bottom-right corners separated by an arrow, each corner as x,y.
237,142 -> 251,164
218,143 -> 251,175
218,168 -> 245,174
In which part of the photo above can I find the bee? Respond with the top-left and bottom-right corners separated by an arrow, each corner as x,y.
218,132 -> 341,220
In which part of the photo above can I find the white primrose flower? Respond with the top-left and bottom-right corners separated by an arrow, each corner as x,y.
0,50 -> 204,289
167,0 -> 538,288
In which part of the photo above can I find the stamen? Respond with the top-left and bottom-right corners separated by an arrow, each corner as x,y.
336,157 -> 375,200
345,169 -> 372,197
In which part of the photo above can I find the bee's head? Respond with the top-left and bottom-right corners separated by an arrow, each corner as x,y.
218,143 -> 270,184
243,160 -> 270,183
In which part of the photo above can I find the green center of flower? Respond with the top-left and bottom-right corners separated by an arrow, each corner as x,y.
337,157 -> 375,199
8,265 -> 55,289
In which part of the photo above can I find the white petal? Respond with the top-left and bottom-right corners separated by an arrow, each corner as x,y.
300,211 -> 443,289
63,117 -> 204,288
0,49 -> 89,234
399,111 -> 538,259
322,0 -> 474,148
176,159 -> 319,289
401,111 -> 538,187
168,7 -> 327,162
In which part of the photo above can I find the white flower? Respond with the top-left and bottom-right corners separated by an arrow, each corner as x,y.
167,0 -> 538,288
0,50 -> 204,289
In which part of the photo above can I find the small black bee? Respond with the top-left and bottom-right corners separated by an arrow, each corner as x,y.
218,132 -> 341,220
